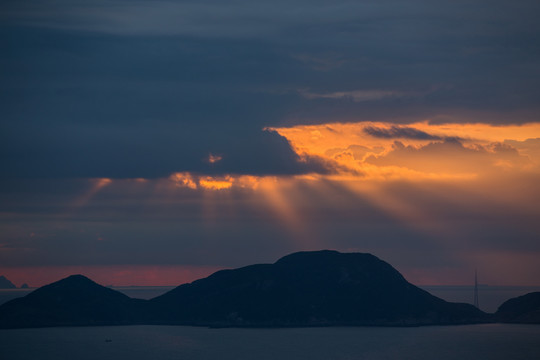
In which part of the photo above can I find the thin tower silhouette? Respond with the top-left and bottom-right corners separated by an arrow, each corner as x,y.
473,268 -> 479,309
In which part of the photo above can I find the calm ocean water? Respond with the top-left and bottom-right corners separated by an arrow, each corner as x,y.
1,324 -> 539,360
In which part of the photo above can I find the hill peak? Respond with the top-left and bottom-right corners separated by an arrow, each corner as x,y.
0,273 -> 141,328
59,274 -> 94,284
275,250 -> 379,265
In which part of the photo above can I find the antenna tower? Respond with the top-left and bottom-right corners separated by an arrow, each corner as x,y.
473,268 -> 479,309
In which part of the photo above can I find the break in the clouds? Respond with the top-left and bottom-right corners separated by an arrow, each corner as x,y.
273,122 -> 540,179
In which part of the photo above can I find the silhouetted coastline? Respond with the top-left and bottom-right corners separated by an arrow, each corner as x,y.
0,251 -> 538,329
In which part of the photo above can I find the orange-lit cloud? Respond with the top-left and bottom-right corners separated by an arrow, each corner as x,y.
169,172 -> 269,191
147,122 -> 540,194
207,153 -> 223,164
170,172 -> 198,189
270,121 -> 540,180
199,177 -> 233,190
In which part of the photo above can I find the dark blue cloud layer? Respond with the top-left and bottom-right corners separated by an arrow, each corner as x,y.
363,126 -> 443,140
1,0 -> 540,178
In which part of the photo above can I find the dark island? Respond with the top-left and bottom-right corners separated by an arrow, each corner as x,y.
0,275 -> 17,289
495,292 -> 540,324
0,274 -> 148,328
149,250 -> 487,326
2,250 -> 536,329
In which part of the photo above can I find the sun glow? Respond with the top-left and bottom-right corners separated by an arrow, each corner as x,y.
162,122 -> 540,193
169,172 -> 268,190
199,177 -> 234,190
57,121 -> 540,255
270,121 -> 540,180
70,178 -> 112,208
156,121 -> 540,243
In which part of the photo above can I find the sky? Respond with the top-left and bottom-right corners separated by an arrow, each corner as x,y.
1,0 -> 539,287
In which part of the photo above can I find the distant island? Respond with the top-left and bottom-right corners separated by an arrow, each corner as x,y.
496,292 -> 540,324
0,276 -> 17,289
0,250 -> 538,328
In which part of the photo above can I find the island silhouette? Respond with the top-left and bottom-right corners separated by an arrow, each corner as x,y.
0,276 -> 17,289
0,250 -> 537,328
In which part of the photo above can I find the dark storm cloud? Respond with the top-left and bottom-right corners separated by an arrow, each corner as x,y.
2,0 -> 540,178
363,126 -> 443,140
0,27 -> 323,178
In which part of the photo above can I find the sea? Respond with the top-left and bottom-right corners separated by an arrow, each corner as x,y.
1,324 -> 539,360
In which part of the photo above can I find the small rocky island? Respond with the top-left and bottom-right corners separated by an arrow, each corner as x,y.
0,275 -> 17,289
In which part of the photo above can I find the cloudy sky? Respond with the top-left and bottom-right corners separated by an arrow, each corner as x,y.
1,0 -> 539,287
